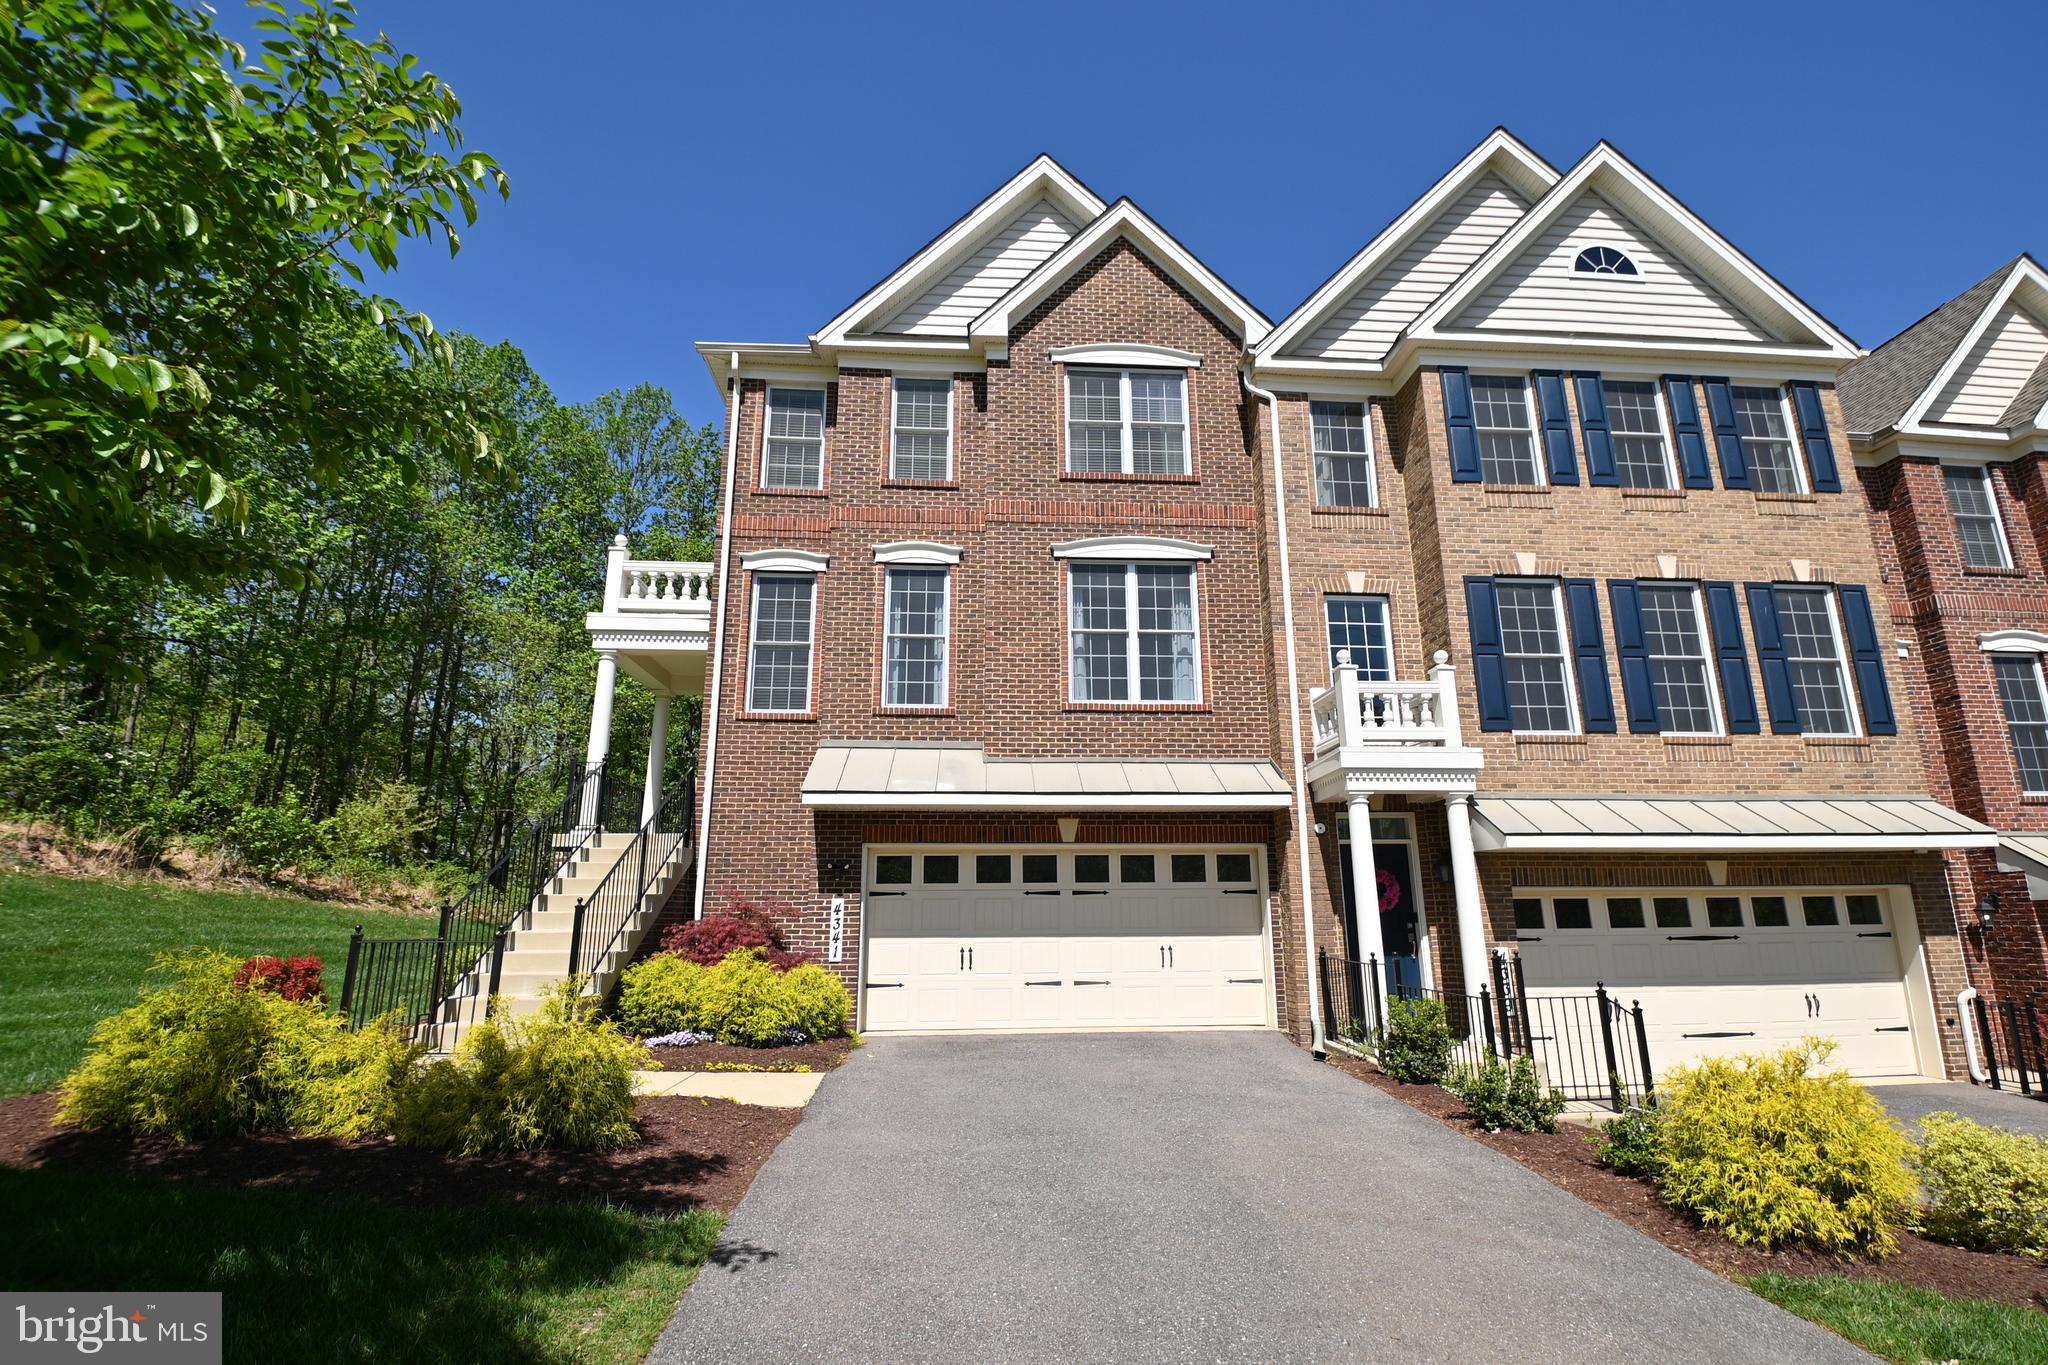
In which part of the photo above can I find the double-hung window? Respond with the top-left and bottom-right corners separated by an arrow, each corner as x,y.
1311,400 -> 1376,507
1731,386 -> 1805,494
1638,584 -> 1719,734
890,377 -> 952,481
1943,465 -> 2012,569
1603,379 -> 1676,490
1066,368 -> 1188,475
1774,588 -> 1857,735
762,386 -> 827,490
1324,595 -> 1392,679
882,568 -> 949,708
1993,655 -> 2048,794
1471,375 -> 1542,486
1069,563 -> 1199,703
1496,580 -> 1576,732
746,575 -> 817,712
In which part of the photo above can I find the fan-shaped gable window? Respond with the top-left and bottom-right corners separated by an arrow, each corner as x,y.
1573,245 -> 1639,277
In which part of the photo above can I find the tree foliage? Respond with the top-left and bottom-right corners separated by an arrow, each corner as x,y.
0,0 -> 510,666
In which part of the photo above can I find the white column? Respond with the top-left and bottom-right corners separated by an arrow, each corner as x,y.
581,649 -> 619,827
1444,791 -> 1495,1051
641,693 -> 671,828
1334,649 -> 1363,746
1345,793 -> 1387,1008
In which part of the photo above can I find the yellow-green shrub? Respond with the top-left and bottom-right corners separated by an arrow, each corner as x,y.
391,983 -> 642,1153
1915,1112 -> 2048,1259
1655,1041 -> 1918,1256
780,963 -> 851,1041
615,954 -> 704,1037
269,1015 -> 423,1140
59,949 -> 335,1141
693,949 -> 851,1046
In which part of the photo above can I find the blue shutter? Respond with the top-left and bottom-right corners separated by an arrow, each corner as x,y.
1704,378 -> 1751,489
1572,373 -> 1616,486
1663,376 -> 1714,489
1441,368 -> 1481,483
1745,583 -> 1801,733
1533,371 -> 1580,485
1704,582 -> 1759,734
1565,578 -> 1616,733
1464,577 -> 1512,731
1836,584 -> 1897,735
1607,580 -> 1659,732
1790,381 -> 1842,493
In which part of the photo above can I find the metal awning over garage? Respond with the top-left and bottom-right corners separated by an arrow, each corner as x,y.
1996,832 -> 2048,899
1470,796 -> 1997,852
801,743 -> 1291,812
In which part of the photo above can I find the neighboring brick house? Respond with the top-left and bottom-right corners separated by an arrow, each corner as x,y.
1843,255 -> 2048,1008
576,138 -> 2004,1086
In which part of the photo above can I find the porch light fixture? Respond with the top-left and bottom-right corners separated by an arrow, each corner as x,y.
1975,893 -> 1999,932
1435,852 -> 1452,884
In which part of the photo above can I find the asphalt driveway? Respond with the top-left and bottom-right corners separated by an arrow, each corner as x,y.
656,1032 -> 1868,1364
1876,1078 -> 2048,1136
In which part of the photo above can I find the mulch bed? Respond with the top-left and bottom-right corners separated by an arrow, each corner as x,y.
1325,1051 -> 2048,1312
0,1090 -> 800,1216
642,1035 -> 857,1072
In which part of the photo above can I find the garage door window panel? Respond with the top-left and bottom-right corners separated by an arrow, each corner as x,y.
1706,897 -> 1744,929
1553,897 -> 1593,929
1514,898 -> 1545,931
875,855 -> 912,885
1021,855 -> 1058,884
1751,896 -> 1790,927
1846,894 -> 1884,926
1802,895 -> 1840,926
1217,853 -> 1253,884
1654,897 -> 1691,929
975,855 -> 1010,884
1606,897 -> 1646,929
923,855 -> 959,884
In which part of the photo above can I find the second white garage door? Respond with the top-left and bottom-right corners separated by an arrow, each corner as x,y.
861,846 -> 1271,1032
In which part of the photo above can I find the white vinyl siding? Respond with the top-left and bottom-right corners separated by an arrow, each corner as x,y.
1497,580 -> 1577,734
1927,302 -> 2048,426
1942,464 -> 2012,569
1310,401 -> 1376,507
883,568 -> 949,708
746,575 -> 817,713
1455,191 -> 1776,343
890,377 -> 952,481
879,199 -> 1079,336
1603,379 -> 1676,490
1069,564 -> 1199,703
1993,656 -> 2048,795
1732,386 -> 1806,494
1296,174 -> 1531,362
1775,588 -> 1859,737
1471,374 -> 1543,486
762,387 -> 827,490
1065,368 -> 1188,476
1639,584 -> 1720,735
1324,595 -> 1392,680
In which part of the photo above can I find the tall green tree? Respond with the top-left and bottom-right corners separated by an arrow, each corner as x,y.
0,0 -> 509,668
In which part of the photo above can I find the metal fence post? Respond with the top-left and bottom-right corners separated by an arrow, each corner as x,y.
1478,985 -> 1497,1056
1632,998 -> 1655,1106
486,928 -> 508,1018
2026,1003 -> 2047,1100
1595,983 -> 1624,1111
2004,1000 -> 2034,1096
1368,954 -> 1384,1038
339,925 -> 364,1019
429,901 -> 453,1002
567,899 -> 588,982
1491,953 -> 1517,1054
1512,953 -> 1535,1057
1976,994 -> 2003,1090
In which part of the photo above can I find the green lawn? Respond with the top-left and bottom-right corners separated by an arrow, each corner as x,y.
1748,1273 -> 2048,1365
0,871 -> 427,1096
1,1164 -> 721,1364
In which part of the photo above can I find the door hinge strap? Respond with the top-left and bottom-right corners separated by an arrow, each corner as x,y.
1682,1030 -> 1756,1038
1668,934 -> 1740,941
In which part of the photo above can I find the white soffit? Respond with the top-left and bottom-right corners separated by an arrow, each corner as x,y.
801,744 -> 1291,811
1470,796 -> 1996,853
1996,832 -> 2048,899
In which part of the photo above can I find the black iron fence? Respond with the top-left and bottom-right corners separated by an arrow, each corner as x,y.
567,775 -> 695,983
1969,992 -> 2047,1100
336,933 -> 447,1035
1318,948 -> 1655,1110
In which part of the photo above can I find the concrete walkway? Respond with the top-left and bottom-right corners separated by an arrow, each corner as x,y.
632,1069 -> 823,1108
655,1033 -> 1869,1364
1875,1078 -> 2048,1136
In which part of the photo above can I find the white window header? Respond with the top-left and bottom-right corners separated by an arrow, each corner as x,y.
1981,629 -> 2048,655
1050,535 -> 1213,562
740,548 -> 830,574
1048,343 -> 1203,369
873,541 -> 962,566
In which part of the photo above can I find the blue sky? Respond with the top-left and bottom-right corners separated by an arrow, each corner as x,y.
295,1 -> 2046,426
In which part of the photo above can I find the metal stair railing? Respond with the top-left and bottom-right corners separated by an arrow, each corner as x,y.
566,770 -> 697,988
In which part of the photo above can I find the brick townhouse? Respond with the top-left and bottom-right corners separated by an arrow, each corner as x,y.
575,134 -> 2014,1084
1844,255 -> 2048,1012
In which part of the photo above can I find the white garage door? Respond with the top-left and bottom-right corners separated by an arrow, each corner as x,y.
861,847 -> 1271,1033
1515,888 -> 1923,1078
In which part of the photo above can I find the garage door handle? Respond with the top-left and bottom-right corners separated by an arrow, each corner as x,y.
1668,934 -> 1739,941
1857,931 -> 1892,938
1682,1030 -> 1756,1039
1875,1026 -> 1910,1033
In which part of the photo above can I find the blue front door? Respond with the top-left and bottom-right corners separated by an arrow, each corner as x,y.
1338,839 -> 1421,994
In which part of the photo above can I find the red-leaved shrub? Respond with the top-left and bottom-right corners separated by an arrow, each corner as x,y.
233,953 -> 325,1001
658,894 -> 811,970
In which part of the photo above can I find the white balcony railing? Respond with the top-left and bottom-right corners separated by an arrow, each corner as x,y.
1311,650 -> 1465,755
594,534 -> 715,621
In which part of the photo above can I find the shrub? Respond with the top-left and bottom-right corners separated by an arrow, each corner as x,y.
320,779 -> 432,865
694,949 -> 851,1046
218,791 -> 322,875
59,949 -> 339,1141
1452,1054 -> 1566,1133
1378,996 -> 1454,1084
391,983 -> 642,1154
780,963 -> 852,1041
1915,1112 -> 2048,1259
1596,1107 -> 1666,1179
616,955 -> 704,1037
268,1015 -> 422,1141
659,895 -> 810,969
1655,1041 -> 1917,1256
233,954 -> 325,1002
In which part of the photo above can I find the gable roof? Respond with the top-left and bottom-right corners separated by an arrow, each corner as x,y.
1407,142 -> 1862,364
968,197 -> 1272,347
813,155 -> 1106,346
1255,129 -> 1560,361
1845,255 -> 2048,442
